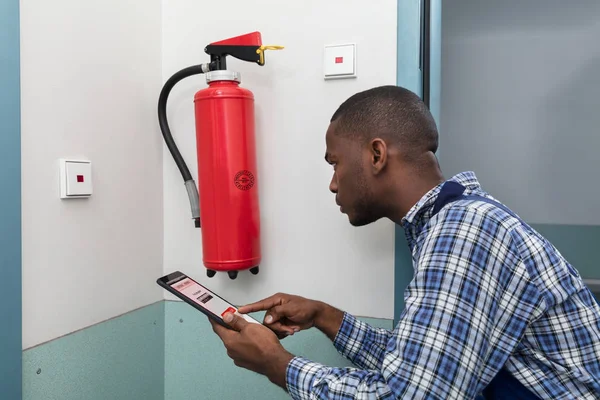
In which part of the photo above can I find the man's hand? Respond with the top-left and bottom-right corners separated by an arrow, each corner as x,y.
209,312 -> 294,389
238,293 -> 345,341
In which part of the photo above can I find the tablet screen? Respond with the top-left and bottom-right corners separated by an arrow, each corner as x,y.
170,277 -> 259,324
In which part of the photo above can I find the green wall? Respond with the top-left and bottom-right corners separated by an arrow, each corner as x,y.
164,301 -> 393,400
394,0 -> 443,322
0,0 -> 22,398
394,0 -> 423,323
23,302 -> 165,400
531,224 -> 600,280
21,301 -> 393,399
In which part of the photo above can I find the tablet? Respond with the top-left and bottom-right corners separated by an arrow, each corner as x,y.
157,270 -> 260,328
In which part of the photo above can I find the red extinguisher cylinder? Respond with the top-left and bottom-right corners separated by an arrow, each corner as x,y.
194,73 -> 261,272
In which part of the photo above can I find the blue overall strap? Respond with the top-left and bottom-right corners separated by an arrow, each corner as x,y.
432,181 -> 541,400
432,181 -> 523,223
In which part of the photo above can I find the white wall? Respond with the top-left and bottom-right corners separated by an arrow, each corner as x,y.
20,0 -> 164,349
440,0 -> 600,225
162,0 -> 397,319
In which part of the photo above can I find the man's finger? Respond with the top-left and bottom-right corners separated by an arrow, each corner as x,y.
264,304 -> 289,325
223,312 -> 249,332
209,317 -> 234,340
238,295 -> 283,314
276,331 -> 289,340
267,321 -> 297,335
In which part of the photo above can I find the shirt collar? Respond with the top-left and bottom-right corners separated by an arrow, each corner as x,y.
402,171 -> 482,227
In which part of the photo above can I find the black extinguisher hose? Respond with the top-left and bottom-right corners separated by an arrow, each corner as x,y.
158,63 -> 213,228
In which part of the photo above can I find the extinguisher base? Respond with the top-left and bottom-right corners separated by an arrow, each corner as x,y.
203,257 -> 261,271
205,266 -> 259,278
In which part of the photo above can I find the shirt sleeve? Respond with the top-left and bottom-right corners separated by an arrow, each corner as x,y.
285,206 -> 541,400
286,356 -> 396,400
332,312 -> 394,370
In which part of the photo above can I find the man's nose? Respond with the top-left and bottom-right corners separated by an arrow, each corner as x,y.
329,174 -> 337,193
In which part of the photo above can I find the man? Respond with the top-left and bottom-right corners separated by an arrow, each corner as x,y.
209,85 -> 600,399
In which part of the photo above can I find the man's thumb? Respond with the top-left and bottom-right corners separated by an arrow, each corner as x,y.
223,312 -> 247,331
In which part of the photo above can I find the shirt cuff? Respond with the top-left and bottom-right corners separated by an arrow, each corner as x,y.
332,312 -> 365,359
285,356 -> 327,400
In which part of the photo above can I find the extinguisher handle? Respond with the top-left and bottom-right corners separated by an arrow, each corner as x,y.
204,44 -> 283,69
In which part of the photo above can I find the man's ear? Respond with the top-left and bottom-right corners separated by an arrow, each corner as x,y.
369,138 -> 387,174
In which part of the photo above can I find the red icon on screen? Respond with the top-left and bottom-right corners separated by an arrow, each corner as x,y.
221,307 -> 236,317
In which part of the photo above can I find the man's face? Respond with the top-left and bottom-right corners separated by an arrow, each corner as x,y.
325,123 -> 380,227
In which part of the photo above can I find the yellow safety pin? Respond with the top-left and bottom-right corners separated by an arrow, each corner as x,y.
256,45 -> 284,65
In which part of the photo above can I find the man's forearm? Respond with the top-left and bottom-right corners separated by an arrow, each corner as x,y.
265,350 -> 295,390
314,302 -> 345,341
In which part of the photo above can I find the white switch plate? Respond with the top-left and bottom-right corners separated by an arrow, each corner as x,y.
324,43 -> 356,80
59,158 -> 93,199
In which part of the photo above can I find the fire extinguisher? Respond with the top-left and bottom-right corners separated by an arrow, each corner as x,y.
157,32 -> 283,280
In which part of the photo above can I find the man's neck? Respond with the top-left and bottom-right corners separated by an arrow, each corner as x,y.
388,164 -> 444,225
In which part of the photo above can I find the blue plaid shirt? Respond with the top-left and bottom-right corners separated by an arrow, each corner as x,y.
285,171 -> 600,399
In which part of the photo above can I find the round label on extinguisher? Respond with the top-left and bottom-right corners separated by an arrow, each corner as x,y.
234,170 -> 255,191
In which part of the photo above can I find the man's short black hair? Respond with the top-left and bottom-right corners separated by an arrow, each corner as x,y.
330,85 -> 439,156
